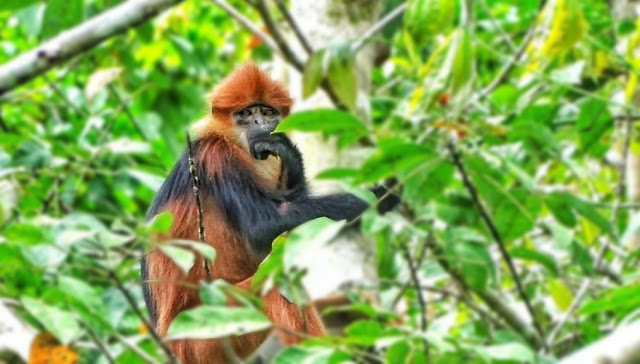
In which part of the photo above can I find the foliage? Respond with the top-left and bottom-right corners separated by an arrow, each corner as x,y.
1,0 -> 639,363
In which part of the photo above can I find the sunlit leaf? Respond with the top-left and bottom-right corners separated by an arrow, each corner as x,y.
159,245 -> 195,275
148,211 -> 174,234
166,306 -> 271,340
275,109 -> 367,137
21,297 -> 81,345
549,279 -> 573,311
303,49 -> 326,99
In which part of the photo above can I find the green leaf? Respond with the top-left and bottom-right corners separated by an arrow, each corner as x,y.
359,139 -> 430,183
159,245 -> 195,275
403,159 -> 453,204
580,284 -> 640,315
41,0 -> 84,39
273,346 -> 337,364
548,279 -> 573,311
171,239 -> 216,263
444,237 -> 493,292
510,247 -> 559,276
571,241 -> 594,274
252,237 -> 286,290
576,98 -> 612,158
200,282 -> 227,306
58,276 -> 106,315
326,44 -> 358,110
450,28 -> 474,96
148,211 -> 174,234
275,109 -> 367,136
303,50 -> 326,99
129,169 -> 165,191
404,0 -> 456,46
546,192 -> 578,227
284,218 -> 345,271
21,297 -> 81,345
344,320 -> 383,346
21,245 -> 67,268
385,340 -> 411,363
0,0 -> 40,11
490,188 -> 541,241
166,306 -> 271,340
474,342 -> 534,363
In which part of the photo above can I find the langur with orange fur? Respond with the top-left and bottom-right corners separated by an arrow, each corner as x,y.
141,64 -> 395,363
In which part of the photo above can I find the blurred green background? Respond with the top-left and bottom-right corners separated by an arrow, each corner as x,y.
1,0 -> 639,363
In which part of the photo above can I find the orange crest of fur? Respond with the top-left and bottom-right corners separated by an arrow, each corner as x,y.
210,63 -> 293,123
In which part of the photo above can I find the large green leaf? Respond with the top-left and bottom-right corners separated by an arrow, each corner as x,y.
303,50 -> 327,99
326,43 -> 358,110
444,230 -> 494,292
166,306 -> 272,340
273,346 -> 341,364
21,297 -> 81,345
576,98 -> 612,158
275,109 -> 367,136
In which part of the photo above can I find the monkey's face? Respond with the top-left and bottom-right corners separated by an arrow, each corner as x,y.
233,104 -> 281,137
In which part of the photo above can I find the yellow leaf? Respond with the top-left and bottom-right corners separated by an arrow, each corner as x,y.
541,0 -> 588,57
548,279 -> 573,311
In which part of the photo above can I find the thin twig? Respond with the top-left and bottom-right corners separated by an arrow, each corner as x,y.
425,237 -> 543,348
401,242 -> 428,331
108,270 -> 176,363
186,132 -> 212,282
351,2 -> 408,53
546,116 -> 632,347
254,0 -> 303,70
447,141 -> 548,351
251,0 -> 343,108
400,240 -> 429,358
211,0 -> 281,54
115,333 -> 158,364
83,322 -> 116,364
274,0 -> 313,54
106,84 -> 149,142
478,0 -> 516,52
464,22 -> 537,112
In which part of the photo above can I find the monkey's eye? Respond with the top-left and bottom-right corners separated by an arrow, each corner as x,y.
240,109 -> 252,117
263,109 -> 275,116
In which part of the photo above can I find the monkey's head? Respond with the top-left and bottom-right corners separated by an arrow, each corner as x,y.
206,63 -> 293,139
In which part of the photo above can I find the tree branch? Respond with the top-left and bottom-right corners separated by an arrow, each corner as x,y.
401,243 -> 428,331
210,0 -> 281,54
447,141 -> 548,350
274,0 -> 313,55
425,237 -> 544,349
254,0 -> 304,70
350,2 -> 408,53
108,270 -> 176,363
0,0 -> 183,94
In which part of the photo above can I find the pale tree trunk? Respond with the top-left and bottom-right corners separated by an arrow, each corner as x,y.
271,0 -> 382,300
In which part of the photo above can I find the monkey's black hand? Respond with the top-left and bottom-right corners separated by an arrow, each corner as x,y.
370,180 -> 401,214
249,132 -> 295,160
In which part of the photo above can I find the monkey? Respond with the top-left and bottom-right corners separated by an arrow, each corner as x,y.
141,64 -> 397,363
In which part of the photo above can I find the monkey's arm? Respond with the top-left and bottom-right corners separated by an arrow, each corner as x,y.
203,141 -> 368,253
